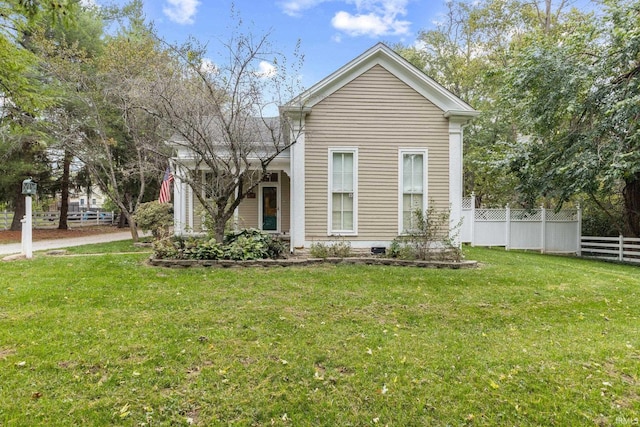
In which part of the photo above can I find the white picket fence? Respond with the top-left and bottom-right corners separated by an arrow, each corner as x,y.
580,236 -> 640,265
0,211 -> 116,230
461,195 -> 581,254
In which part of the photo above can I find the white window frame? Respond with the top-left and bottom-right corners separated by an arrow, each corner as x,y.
328,147 -> 358,236
398,148 -> 428,235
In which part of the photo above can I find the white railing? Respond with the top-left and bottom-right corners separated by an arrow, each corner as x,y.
0,211 -> 116,230
580,236 -> 640,264
461,194 -> 581,254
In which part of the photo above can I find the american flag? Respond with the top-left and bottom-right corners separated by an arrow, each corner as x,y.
159,167 -> 174,204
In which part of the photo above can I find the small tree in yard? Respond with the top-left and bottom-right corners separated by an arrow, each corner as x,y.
140,20 -> 305,242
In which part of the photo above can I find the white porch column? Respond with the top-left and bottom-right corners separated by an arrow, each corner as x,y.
173,164 -> 188,235
448,120 -> 464,247
290,122 -> 306,252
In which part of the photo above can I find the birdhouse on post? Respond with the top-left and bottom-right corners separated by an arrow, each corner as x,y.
22,178 -> 37,196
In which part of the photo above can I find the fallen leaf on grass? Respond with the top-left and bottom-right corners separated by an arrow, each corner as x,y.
119,403 -> 130,418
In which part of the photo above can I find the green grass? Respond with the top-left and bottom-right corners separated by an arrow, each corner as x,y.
1,245 -> 639,426
61,239 -> 153,255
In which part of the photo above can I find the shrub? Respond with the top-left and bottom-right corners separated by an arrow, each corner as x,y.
134,201 -> 173,240
309,240 -> 352,258
152,236 -> 183,259
309,242 -> 329,258
390,204 -> 462,262
151,229 -> 287,261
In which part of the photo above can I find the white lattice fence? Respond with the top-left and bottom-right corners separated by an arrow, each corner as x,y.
461,196 -> 581,253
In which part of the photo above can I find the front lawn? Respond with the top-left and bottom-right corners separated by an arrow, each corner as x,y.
0,247 -> 638,426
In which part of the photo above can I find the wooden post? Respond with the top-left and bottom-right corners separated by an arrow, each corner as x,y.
541,205 -> 546,254
505,204 -> 511,251
576,204 -> 582,256
470,192 -> 476,247
619,235 -> 624,261
21,196 -> 33,259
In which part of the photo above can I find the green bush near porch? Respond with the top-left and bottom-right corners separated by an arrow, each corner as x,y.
0,246 -> 638,425
152,228 -> 287,260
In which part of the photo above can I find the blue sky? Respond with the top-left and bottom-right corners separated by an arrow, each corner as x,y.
100,0 -> 447,88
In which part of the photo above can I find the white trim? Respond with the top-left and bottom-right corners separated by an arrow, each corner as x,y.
449,122 -> 463,247
258,172 -> 281,233
233,185 -> 239,230
290,121 -> 306,250
187,184 -> 194,232
328,147 -> 358,236
398,148 -> 428,235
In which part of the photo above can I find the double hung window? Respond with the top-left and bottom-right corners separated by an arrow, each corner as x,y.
399,149 -> 427,233
329,148 -> 357,234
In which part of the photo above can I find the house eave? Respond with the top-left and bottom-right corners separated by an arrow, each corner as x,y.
444,109 -> 481,121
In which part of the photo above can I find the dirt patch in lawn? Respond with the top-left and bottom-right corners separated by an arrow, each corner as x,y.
0,226 -> 124,244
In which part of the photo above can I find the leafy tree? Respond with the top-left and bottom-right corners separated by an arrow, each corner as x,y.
396,0 -> 598,210
33,2 -> 105,229
505,0 -> 640,235
396,0 -> 527,207
39,1 -> 169,240
0,0 -> 77,230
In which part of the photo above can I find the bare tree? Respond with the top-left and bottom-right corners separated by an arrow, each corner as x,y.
140,27 -> 306,242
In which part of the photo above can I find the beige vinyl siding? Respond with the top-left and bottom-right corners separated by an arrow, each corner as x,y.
280,172 -> 291,234
305,64 -> 450,242
236,171 -> 290,233
237,190 -> 258,229
192,196 -> 203,232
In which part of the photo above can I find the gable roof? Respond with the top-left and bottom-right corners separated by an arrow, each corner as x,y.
283,43 -> 478,121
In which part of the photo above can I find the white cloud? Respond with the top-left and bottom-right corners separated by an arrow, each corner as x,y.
336,0 -> 410,37
163,0 -> 200,25
256,61 -> 277,78
331,9 -> 410,37
280,0 -> 411,38
200,58 -> 218,75
280,0 -> 329,17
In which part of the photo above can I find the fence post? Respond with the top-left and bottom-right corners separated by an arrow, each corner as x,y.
541,205 -> 546,254
576,204 -> 582,256
505,204 -> 511,250
470,192 -> 476,247
619,235 -> 624,261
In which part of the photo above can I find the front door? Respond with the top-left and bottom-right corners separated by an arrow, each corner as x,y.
261,185 -> 278,232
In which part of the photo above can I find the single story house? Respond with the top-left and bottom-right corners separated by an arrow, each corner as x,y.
170,42 -> 478,252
